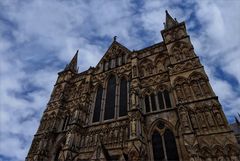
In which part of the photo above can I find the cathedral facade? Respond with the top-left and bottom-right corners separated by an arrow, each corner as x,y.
26,11 -> 240,161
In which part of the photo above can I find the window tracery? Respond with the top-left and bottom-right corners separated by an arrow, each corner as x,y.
119,78 -> 128,117
144,87 -> 172,113
104,75 -> 116,120
151,122 -> 179,161
92,86 -> 103,123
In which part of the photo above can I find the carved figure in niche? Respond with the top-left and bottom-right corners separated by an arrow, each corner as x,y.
182,47 -> 192,58
215,112 -> 224,126
133,65 -> 137,77
191,81 -> 202,98
175,85 -> 184,101
197,113 -> 206,128
131,120 -> 137,136
174,52 -> 181,62
180,111 -> 189,129
139,59 -> 154,77
156,60 -> 165,72
190,113 -> 198,129
66,132 -> 73,146
205,111 -> 215,127
172,42 -> 190,62
119,127 -> 123,142
200,80 -> 211,96
183,83 -> 192,100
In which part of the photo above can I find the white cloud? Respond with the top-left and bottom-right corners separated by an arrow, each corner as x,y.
0,0 -> 240,161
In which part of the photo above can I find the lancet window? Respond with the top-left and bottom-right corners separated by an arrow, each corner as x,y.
92,86 -> 103,123
92,75 -> 129,123
119,78 -> 128,117
151,122 -> 179,161
145,89 -> 172,113
104,75 -> 116,120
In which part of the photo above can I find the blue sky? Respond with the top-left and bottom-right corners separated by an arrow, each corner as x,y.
0,0 -> 240,160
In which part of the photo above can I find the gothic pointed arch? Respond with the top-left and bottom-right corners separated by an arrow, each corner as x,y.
170,41 -> 193,62
149,119 -> 179,161
104,74 -> 116,120
119,77 -> 128,117
139,58 -> 155,77
92,85 -> 103,123
188,71 -> 212,98
154,54 -> 167,73
173,76 -> 189,102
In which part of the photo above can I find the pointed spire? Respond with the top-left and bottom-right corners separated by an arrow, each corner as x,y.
65,50 -> 78,73
164,10 -> 178,29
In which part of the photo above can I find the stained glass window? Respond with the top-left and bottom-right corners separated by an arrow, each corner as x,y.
151,93 -> 157,111
104,75 -> 116,120
119,78 -> 128,117
164,90 -> 172,108
158,92 -> 164,110
152,131 -> 164,161
145,96 -> 150,112
152,122 -> 179,161
164,129 -> 179,161
92,86 -> 103,122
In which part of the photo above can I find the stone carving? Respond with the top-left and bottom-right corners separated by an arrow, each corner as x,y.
26,12 -> 240,161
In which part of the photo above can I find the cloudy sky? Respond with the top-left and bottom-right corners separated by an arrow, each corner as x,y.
0,0 -> 240,160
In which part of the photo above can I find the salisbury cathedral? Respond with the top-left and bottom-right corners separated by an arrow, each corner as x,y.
26,11 -> 240,161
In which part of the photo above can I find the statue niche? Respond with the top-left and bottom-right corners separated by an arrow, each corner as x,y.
188,72 -> 211,99
174,76 -> 188,102
171,41 -> 192,62
139,59 -> 155,77
154,54 -> 169,73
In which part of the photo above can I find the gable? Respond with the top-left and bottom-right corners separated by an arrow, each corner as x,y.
95,40 -> 131,70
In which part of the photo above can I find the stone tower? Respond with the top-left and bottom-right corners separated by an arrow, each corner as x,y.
26,11 -> 240,161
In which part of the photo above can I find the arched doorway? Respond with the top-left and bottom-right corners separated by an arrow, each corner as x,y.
151,121 -> 179,161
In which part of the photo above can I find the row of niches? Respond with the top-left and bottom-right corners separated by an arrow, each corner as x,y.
77,125 -> 129,149
144,89 -> 172,113
174,72 -> 212,103
38,109 -> 87,133
179,102 -> 226,132
138,54 -> 170,78
170,41 -> 195,64
101,53 -> 129,72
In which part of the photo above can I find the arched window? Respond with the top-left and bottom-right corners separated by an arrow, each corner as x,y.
163,90 -> 171,108
151,122 -> 179,161
145,96 -> 150,112
104,75 -> 116,120
92,86 -> 103,123
157,90 -> 172,110
164,129 -> 179,160
151,93 -> 157,111
152,131 -> 165,161
157,92 -> 164,110
119,78 -> 128,117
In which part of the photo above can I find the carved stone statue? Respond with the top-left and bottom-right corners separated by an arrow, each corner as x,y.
205,111 -> 215,127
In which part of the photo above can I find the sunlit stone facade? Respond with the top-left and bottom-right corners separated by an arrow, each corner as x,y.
26,11 -> 240,161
